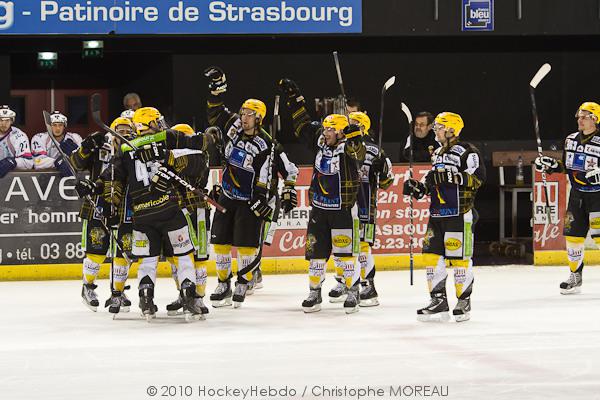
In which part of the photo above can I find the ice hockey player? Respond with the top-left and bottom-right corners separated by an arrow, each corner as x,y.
204,66 -> 275,308
278,78 -> 366,314
0,105 -> 33,178
328,111 -> 393,307
32,111 -> 82,176
102,107 -> 213,321
403,112 -> 485,322
535,102 -> 600,295
164,123 -> 210,318
71,117 -> 136,313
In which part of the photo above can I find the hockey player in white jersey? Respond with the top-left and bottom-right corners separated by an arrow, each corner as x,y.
31,111 -> 82,176
0,105 -> 33,177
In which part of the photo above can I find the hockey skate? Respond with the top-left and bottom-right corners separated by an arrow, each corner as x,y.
104,290 -> 130,315
359,279 -> 379,307
246,274 -> 256,296
453,298 -> 471,322
560,268 -> 583,294
138,282 -> 157,322
81,283 -> 99,312
302,288 -> 322,313
166,293 -> 184,316
417,292 -> 450,322
210,279 -> 232,308
120,288 -> 131,313
232,282 -> 249,308
254,268 -> 264,290
328,281 -> 347,303
181,281 -> 208,322
344,286 -> 360,314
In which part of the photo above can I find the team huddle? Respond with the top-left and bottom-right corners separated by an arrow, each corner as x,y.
0,69 -> 596,323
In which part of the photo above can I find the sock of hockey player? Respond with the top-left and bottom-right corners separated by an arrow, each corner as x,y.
450,259 -> 473,322
211,244 -> 233,307
165,256 -> 185,315
105,257 -> 132,313
233,247 -> 258,308
329,256 -> 348,302
339,256 -> 360,314
358,242 -> 379,307
195,260 -> 208,298
81,253 -> 105,311
303,259 -> 326,313
417,254 -> 450,322
561,236 -> 585,294
138,256 -> 159,320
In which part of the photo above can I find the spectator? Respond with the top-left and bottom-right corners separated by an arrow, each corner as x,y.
401,111 -> 439,162
31,111 -> 82,176
0,105 -> 33,178
123,92 -> 142,111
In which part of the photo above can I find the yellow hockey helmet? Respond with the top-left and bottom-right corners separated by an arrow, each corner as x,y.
132,107 -> 166,135
322,114 -> 349,131
172,123 -> 195,136
576,102 -> 600,122
110,117 -> 135,132
434,112 -> 464,137
348,111 -> 370,134
240,99 -> 267,123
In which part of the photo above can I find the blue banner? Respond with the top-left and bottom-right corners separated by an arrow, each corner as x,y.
461,0 -> 494,32
0,0 -> 361,34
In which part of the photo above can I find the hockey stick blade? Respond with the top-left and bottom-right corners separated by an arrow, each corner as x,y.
383,76 -> 396,92
401,103 -> 413,124
530,63 -> 551,89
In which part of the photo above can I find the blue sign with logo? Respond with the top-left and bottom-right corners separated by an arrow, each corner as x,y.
462,0 -> 494,31
0,0 -> 361,34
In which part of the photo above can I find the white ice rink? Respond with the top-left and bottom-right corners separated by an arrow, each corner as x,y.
1,265 -> 599,400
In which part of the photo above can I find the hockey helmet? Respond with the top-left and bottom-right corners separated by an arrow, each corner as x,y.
434,112 -> 464,137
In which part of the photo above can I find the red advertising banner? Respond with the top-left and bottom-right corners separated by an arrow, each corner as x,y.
209,164 -> 432,258
532,170 -> 567,252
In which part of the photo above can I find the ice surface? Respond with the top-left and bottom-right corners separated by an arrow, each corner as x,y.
1,266 -> 599,400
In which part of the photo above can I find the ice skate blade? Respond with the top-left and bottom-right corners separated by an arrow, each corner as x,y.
329,294 -> 347,303
344,305 -> 359,314
184,312 -> 206,322
302,304 -> 322,313
560,287 -> 581,295
121,306 -> 130,313
167,310 -> 183,316
211,298 -> 232,308
453,312 -> 470,322
359,298 -> 379,307
141,312 -> 156,322
417,312 -> 450,322
254,282 -> 263,290
246,288 -> 255,296
233,301 -> 243,309
82,299 -> 98,312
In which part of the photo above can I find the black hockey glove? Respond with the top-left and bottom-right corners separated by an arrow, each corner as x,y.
54,157 -> 72,177
278,78 -> 305,108
150,166 -> 173,194
75,179 -> 100,198
343,123 -> 362,139
403,179 -> 428,200
0,157 -> 17,178
205,126 -> 223,148
209,184 -> 222,201
135,142 -> 165,163
534,155 -> 560,173
81,131 -> 106,152
204,66 -> 227,95
281,186 -> 297,213
59,137 -> 79,155
250,193 -> 272,220
425,169 -> 465,187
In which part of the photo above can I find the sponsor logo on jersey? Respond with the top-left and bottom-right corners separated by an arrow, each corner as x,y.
332,234 -> 352,248
585,144 -> 600,158
591,218 -> 600,230
89,227 -> 105,246
444,238 -> 462,251
135,239 -> 148,248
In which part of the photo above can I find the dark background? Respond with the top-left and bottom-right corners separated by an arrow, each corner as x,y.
2,0 -> 600,244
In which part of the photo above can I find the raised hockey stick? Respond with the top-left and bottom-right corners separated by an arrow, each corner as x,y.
333,51 -> 348,112
401,103 -> 415,286
529,63 -> 554,225
378,76 -> 396,149
90,93 -> 227,213
42,110 -> 131,265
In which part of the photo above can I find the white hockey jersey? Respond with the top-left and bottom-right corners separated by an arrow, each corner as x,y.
31,131 -> 82,169
0,127 -> 33,170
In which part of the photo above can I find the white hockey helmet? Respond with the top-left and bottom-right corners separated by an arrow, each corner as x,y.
50,111 -> 68,126
0,105 -> 16,121
120,109 -> 135,120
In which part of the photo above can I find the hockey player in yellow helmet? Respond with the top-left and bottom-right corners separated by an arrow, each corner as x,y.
404,111 -> 485,322
171,123 -> 195,136
535,101 -> 600,296
132,106 -> 167,136
348,111 -> 370,135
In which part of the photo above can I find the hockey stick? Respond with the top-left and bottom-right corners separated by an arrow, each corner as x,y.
401,103 -> 415,286
43,111 -> 131,266
378,76 -> 396,149
333,51 -> 348,112
89,93 -> 226,213
529,63 -> 554,225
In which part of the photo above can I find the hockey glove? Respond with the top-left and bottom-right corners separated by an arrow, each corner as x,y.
205,126 -> 223,148
278,78 -> 305,108
209,184 -> 222,201
585,167 -> 600,185
81,131 -> 106,152
250,193 -> 272,220
424,169 -> 466,187
150,166 -> 173,193
281,186 -> 298,213
135,142 -> 165,163
59,137 -> 79,155
402,178 -> 428,200
343,123 -> 362,139
54,157 -> 72,177
75,179 -> 100,198
102,180 -> 123,207
0,157 -> 17,178
534,155 -> 560,173
204,66 -> 227,95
